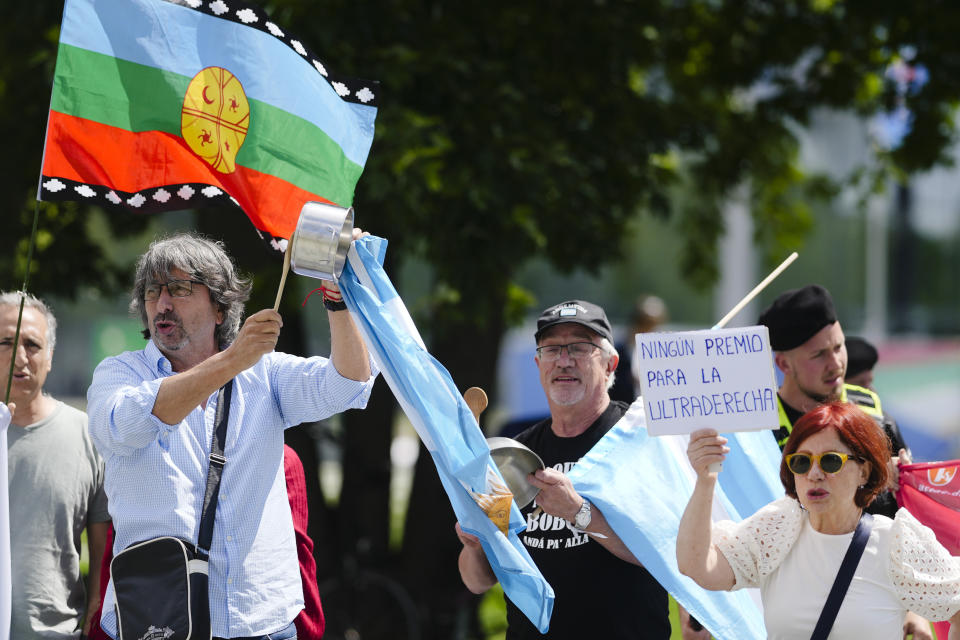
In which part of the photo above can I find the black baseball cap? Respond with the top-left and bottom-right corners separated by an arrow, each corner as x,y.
535,300 -> 613,344
758,284 -> 838,351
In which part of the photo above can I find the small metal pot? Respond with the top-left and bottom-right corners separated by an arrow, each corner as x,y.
290,201 -> 354,281
486,437 -> 545,508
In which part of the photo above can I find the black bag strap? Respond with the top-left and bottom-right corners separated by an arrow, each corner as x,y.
197,379 -> 234,558
810,511 -> 874,640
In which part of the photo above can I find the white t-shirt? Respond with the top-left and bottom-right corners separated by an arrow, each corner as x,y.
713,496 -> 960,639
762,515 -> 902,639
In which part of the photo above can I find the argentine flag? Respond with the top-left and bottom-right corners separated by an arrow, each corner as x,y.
337,234 -> 783,637
568,402 -> 783,640
338,236 -> 554,632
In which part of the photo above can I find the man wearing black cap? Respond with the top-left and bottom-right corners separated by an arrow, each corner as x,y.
758,286 -> 913,477
845,335 -> 879,390
455,300 -> 673,640
759,285 -> 893,450
842,335 -> 912,497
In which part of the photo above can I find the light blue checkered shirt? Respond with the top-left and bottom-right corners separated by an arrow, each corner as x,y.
87,339 -> 377,638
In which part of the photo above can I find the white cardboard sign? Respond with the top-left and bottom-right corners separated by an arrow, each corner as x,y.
635,326 -> 779,436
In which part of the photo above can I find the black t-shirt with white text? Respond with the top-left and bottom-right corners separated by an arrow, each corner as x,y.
505,400 -> 671,640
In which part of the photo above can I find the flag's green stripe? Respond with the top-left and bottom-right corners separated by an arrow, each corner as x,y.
51,43 -> 362,205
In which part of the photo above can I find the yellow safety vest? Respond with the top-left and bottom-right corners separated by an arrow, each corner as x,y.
774,383 -> 883,448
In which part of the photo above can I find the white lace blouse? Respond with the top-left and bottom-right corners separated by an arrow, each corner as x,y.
713,497 -> 960,639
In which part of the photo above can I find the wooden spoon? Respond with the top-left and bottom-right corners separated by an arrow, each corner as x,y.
463,386 -> 488,423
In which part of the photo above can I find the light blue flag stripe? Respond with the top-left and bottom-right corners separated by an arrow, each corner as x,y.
568,400 -> 782,640
338,237 -> 555,633
718,429 -> 785,520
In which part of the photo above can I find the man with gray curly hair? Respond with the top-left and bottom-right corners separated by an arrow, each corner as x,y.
87,232 -> 377,640
1,291 -> 110,639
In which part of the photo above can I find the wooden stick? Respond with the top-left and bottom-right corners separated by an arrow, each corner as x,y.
7,201 -> 42,404
4,296 -> 25,405
713,252 -> 799,330
708,251 -> 799,472
273,238 -> 293,312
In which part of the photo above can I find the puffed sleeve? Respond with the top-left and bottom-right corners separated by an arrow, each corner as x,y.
713,496 -> 804,590
888,508 -> 960,621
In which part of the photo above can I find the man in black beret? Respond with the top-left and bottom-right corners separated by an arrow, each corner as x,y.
758,284 -> 846,445
758,285 -> 908,459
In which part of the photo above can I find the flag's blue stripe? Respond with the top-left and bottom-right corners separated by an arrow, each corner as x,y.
436,465 -> 554,633
60,0 -> 376,166
339,237 -> 554,632
718,430 -> 785,519
349,236 -> 400,306
569,402 -> 779,640
341,242 -> 497,492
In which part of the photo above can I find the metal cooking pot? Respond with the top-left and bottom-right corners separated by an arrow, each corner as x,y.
290,201 -> 354,281
486,437 -> 545,508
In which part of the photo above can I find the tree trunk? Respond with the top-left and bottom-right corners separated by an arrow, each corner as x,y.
338,379 -> 396,565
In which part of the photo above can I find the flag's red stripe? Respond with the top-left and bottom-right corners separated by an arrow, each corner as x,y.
42,110 -> 334,238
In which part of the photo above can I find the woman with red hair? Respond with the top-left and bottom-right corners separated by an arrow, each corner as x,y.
677,402 -> 960,639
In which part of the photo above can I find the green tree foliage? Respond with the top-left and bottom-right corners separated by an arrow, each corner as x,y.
5,3 -> 955,303
0,5 -> 154,296
4,1 -> 959,636
263,6 -> 957,632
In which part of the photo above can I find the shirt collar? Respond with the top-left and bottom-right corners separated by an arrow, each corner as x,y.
144,338 -> 173,374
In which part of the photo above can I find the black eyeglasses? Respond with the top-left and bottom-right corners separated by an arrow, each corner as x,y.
143,280 -> 204,301
536,342 -> 601,361
785,451 -> 858,475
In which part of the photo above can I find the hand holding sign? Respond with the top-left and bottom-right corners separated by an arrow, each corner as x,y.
686,429 -> 730,479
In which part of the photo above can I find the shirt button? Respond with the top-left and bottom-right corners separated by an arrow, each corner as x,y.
227,578 -> 233,584
226,535 -> 232,542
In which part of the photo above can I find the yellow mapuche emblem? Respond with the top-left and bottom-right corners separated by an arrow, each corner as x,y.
181,67 -> 250,173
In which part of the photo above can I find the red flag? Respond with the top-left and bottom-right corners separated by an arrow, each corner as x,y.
897,460 -> 960,639
898,460 -> 960,553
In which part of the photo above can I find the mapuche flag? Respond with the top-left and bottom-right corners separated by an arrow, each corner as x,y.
39,0 -> 378,248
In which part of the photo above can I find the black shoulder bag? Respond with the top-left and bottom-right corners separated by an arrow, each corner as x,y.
810,511 -> 874,640
111,380 -> 234,640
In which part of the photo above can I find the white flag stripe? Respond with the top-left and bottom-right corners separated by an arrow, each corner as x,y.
568,398 -> 780,639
